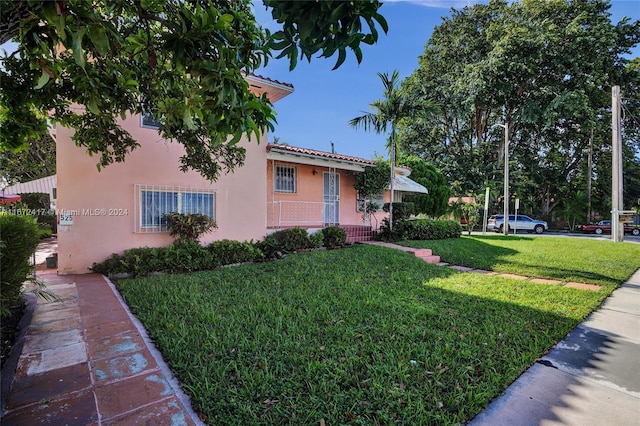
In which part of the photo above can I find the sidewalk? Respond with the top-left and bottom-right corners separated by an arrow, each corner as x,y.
0,270 -> 202,425
469,268 -> 640,425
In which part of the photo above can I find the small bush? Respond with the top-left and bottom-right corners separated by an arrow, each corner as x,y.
207,240 -> 264,266
91,247 -> 166,277
398,219 -> 462,240
383,202 -> 415,222
91,253 -> 127,276
321,226 -> 346,248
256,227 -> 319,259
122,247 -> 166,277
271,227 -> 314,252
253,234 -> 281,260
164,213 -> 217,244
0,214 -> 40,315
379,202 -> 416,240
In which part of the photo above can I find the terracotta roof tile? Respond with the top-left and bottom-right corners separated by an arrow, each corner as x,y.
266,144 -> 376,165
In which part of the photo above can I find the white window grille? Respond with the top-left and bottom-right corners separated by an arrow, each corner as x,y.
134,184 -> 215,233
275,165 -> 296,193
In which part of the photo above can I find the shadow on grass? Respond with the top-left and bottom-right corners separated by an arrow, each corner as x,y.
400,237 -> 628,287
499,260 -> 616,286
400,237 -> 519,271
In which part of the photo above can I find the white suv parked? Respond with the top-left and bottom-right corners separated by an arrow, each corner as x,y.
488,214 -> 548,234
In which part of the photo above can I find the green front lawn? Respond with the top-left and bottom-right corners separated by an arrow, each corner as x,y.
116,238 -> 639,425
401,235 -> 640,288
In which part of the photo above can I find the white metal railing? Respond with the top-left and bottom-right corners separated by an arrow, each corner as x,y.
268,201 -> 325,228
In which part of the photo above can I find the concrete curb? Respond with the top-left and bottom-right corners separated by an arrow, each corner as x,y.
102,275 -> 205,425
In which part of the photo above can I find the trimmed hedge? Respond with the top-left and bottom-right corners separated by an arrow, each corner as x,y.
255,227 -> 322,259
397,219 -> 462,240
1,214 -> 40,315
207,239 -> 264,266
91,227 -> 341,277
90,247 -> 167,277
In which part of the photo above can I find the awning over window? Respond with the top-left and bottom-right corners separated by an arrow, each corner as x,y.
391,175 -> 428,194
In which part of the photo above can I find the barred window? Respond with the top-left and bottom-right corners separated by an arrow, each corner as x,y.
140,96 -> 161,129
134,184 -> 215,233
357,192 -> 385,212
141,113 -> 161,129
275,165 -> 296,193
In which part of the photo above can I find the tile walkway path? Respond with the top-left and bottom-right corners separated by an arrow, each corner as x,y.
1,270 -> 202,425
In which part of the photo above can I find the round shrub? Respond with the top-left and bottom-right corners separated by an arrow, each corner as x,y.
321,226 -> 347,248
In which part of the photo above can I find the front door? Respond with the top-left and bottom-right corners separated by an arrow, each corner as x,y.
323,172 -> 340,225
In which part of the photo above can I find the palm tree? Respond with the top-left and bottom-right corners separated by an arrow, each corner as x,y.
349,70 -> 437,230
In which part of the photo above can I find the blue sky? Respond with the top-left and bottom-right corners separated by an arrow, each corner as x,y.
254,0 -> 640,160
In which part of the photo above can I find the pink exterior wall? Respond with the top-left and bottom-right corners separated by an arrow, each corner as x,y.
56,117 -> 269,274
266,161 -> 365,228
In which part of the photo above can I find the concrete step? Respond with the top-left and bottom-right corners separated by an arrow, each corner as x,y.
409,248 -> 433,257
418,255 -> 441,264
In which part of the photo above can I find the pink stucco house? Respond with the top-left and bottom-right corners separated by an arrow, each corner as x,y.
55,74 -> 426,274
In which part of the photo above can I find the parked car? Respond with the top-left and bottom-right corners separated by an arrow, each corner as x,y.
487,214 -> 548,234
580,220 -> 640,236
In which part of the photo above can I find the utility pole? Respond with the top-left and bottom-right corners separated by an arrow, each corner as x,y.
611,85 -> 623,243
389,129 -> 396,231
503,121 -> 510,236
587,128 -> 593,222
492,121 -> 510,235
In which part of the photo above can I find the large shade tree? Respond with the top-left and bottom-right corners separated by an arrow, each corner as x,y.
349,70 -> 437,228
400,0 -> 640,220
0,0 -> 388,181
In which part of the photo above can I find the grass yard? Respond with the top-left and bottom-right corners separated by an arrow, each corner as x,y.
115,238 -> 639,425
401,235 -> 640,288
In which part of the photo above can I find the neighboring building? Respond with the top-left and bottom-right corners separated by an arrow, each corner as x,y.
2,175 -> 57,209
54,75 -> 427,274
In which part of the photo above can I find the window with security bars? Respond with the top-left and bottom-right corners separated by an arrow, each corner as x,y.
140,96 -> 161,129
134,184 -> 215,232
141,113 -> 161,129
275,165 -> 296,193
357,192 -> 385,212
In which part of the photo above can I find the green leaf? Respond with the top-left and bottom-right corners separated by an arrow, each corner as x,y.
220,13 -> 234,24
88,25 -> 110,56
183,108 -> 196,130
332,48 -> 347,70
86,99 -> 100,115
34,70 -> 51,89
354,46 -> 363,64
72,28 -> 87,69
